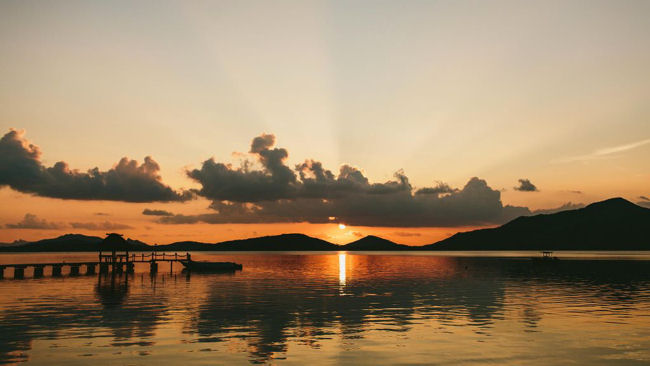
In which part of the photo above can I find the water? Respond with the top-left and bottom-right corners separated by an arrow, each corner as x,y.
1,252 -> 650,365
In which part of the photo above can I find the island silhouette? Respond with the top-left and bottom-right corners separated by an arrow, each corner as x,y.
2,198 -> 648,252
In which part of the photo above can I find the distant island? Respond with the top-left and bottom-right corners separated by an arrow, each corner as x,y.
1,198 -> 648,252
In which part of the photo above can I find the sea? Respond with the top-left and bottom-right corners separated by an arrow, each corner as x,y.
1,251 -> 649,365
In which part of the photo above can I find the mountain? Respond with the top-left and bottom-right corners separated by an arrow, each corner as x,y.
213,233 -> 338,251
0,239 -> 28,247
154,241 -> 217,252
2,198 -> 648,252
424,198 -> 650,251
0,234 -> 150,252
342,235 -> 409,251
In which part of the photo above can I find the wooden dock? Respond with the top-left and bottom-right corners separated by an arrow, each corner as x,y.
0,252 -> 191,279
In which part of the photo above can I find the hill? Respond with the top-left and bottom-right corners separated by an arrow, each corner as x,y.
0,234 -> 150,252
342,235 -> 409,251
213,233 -> 338,251
424,198 -> 650,250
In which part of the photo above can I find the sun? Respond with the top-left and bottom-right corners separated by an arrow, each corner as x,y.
338,223 -> 346,230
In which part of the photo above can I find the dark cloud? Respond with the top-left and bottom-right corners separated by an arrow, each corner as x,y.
0,129 -> 192,202
532,202 -> 585,215
5,214 -> 63,229
415,182 -> 457,196
640,196 -> 649,201
70,221 -> 134,230
161,175 -> 531,227
514,178 -> 538,192
142,209 -> 174,216
187,134 -> 298,202
94,212 -> 110,216
179,134 -> 535,227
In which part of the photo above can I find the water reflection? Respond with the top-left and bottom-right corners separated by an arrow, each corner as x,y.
0,254 -> 649,364
339,252 -> 346,287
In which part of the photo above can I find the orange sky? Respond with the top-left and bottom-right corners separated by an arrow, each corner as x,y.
1,1 -> 649,245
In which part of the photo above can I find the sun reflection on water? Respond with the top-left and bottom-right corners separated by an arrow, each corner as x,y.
338,252 -> 346,287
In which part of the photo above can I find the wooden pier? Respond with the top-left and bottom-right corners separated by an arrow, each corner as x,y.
0,253 -> 191,279
0,233 -> 192,279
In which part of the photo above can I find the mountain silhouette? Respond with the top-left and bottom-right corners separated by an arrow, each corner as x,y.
0,234 -> 149,252
342,235 -> 409,250
1,198 -> 648,252
208,233 -> 338,251
424,198 -> 650,250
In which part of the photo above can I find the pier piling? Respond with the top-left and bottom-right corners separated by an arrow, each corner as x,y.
14,266 -> 25,279
150,261 -> 158,273
70,265 -> 80,276
0,266 -> 4,279
33,265 -> 45,278
52,264 -> 63,277
86,264 -> 96,275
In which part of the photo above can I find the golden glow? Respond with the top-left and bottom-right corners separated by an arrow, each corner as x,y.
338,253 -> 346,287
338,224 -> 346,230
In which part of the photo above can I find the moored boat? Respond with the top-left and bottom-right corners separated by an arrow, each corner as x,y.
180,259 -> 243,271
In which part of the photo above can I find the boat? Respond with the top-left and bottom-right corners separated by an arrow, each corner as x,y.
180,259 -> 243,272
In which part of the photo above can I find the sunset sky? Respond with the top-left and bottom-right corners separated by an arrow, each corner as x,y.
1,0 -> 649,245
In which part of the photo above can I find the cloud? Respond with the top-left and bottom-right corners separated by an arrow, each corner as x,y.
514,179 -> 538,192
69,221 -> 134,230
393,231 -> 422,237
94,212 -> 110,216
636,197 -> 650,209
5,214 -> 63,229
554,138 -> 650,163
176,133 -> 537,227
532,202 -> 585,215
160,175 -> 532,227
142,209 -> 174,216
415,181 -> 457,196
0,129 -> 192,202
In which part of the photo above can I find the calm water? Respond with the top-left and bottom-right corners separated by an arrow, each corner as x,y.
1,252 -> 650,365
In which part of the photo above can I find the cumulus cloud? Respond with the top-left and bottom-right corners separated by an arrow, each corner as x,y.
163,172 -> 532,227
187,133 -> 298,202
514,179 -> 538,192
532,202 -> 585,215
142,209 -> 174,216
0,129 -> 192,202
70,221 -> 134,230
175,133 -> 536,227
5,213 -> 63,229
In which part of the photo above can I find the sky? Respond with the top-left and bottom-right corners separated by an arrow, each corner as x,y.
1,0 -> 649,245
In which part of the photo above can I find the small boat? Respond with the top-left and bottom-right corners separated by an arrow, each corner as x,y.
180,259 -> 242,272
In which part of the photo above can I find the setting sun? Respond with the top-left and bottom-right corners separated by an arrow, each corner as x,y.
338,224 -> 346,230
